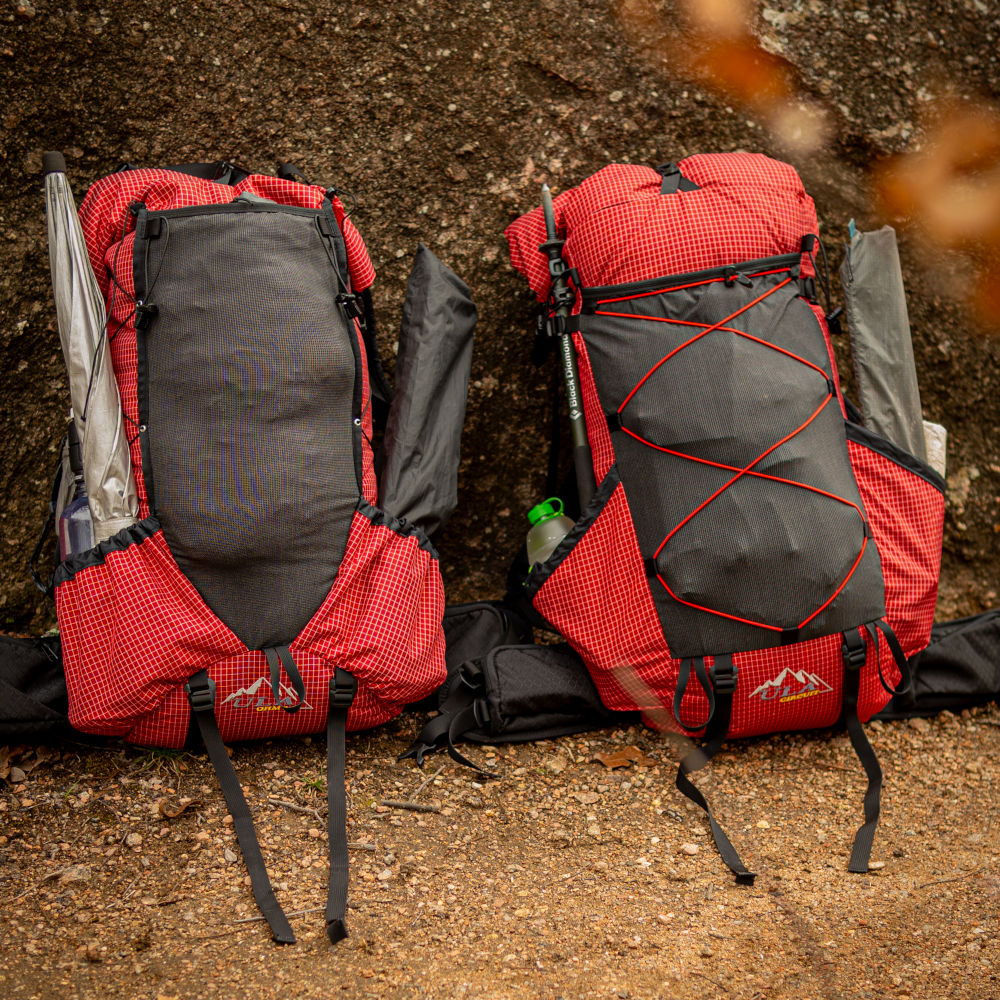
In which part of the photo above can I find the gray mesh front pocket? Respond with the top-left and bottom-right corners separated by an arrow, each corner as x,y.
581,265 -> 886,657
134,204 -> 360,650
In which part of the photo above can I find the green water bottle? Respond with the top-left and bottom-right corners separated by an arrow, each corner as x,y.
526,497 -> 575,568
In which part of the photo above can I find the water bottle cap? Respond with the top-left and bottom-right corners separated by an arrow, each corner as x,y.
527,497 -> 564,525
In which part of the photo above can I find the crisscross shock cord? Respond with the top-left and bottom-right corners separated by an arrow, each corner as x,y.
594,266 -> 871,635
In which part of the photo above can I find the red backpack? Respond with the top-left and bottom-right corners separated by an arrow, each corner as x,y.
505,153 -> 945,881
55,162 -> 448,942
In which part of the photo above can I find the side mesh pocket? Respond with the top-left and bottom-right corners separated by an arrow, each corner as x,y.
523,467 -> 621,600
846,421 -> 945,657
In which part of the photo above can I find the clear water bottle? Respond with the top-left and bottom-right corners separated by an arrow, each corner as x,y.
526,497 -> 575,568
58,416 -> 94,560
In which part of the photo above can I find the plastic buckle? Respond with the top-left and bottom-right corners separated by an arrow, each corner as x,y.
458,661 -> 484,691
135,302 -> 158,331
826,306 -> 844,336
336,294 -> 362,320
184,676 -> 217,713
329,669 -> 358,710
472,698 -> 489,729
712,661 -> 738,696
841,633 -> 867,672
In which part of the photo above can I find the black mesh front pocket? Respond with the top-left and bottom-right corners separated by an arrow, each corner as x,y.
134,203 -> 360,650
580,261 -> 886,657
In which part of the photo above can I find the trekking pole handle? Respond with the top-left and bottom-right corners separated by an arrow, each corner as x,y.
539,185 -> 596,511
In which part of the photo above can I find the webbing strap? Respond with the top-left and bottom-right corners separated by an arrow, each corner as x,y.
656,162 -> 701,195
865,619 -> 913,697
396,666 -> 496,778
185,670 -> 296,944
263,646 -> 306,713
841,629 -> 883,874
673,656 -> 756,885
325,669 -> 357,945
672,657 -> 715,733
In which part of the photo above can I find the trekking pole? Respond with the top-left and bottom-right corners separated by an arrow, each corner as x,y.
539,184 -> 596,511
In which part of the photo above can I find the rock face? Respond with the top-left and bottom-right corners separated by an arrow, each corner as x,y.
1,1 -> 998,629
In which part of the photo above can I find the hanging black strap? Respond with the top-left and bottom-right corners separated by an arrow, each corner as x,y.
673,655 -> 756,886
655,162 -> 701,195
263,646 -> 307,713
841,628 -> 883,874
672,657 -> 716,733
325,668 -> 357,945
185,670 -> 295,944
864,619 -> 913,697
397,663 -> 496,778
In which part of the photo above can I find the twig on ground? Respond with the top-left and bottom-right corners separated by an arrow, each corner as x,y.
379,800 -> 440,813
234,905 -> 325,925
916,865 -> 988,889
690,970 -> 727,992
410,763 -> 446,802
268,797 -> 323,821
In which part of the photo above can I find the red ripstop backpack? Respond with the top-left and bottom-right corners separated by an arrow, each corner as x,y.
505,153 -> 945,881
56,161 -> 447,942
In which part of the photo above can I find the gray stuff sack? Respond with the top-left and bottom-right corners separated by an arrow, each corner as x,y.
840,225 -> 927,462
378,244 -> 476,536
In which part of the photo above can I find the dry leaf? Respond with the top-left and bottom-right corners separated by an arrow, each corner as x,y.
43,864 -> 91,886
157,796 -> 202,819
592,746 -> 657,769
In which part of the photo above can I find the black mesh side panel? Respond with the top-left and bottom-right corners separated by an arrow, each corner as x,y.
138,208 -> 358,650
581,272 -> 885,657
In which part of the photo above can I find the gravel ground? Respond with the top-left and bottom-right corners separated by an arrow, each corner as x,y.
1,704 -> 998,999
1,1 -> 999,997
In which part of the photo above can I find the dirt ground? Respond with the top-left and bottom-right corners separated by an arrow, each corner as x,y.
2,1 -> 1000,998
1,705 -> 998,999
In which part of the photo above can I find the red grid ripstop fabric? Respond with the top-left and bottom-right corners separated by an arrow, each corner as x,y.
59,514 -> 444,748
529,484 -> 893,737
505,154 -> 818,300
847,440 -> 944,655
509,154 -> 943,738
58,169 -> 441,748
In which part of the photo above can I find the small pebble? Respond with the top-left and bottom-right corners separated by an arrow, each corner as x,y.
680,843 -> 699,856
